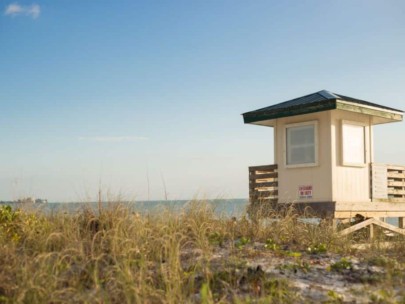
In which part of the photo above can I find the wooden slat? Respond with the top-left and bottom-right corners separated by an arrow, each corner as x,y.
250,181 -> 278,187
387,172 -> 405,179
373,219 -> 405,236
252,190 -> 278,197
250,179 -> 278,185
384,164 -> 405,171
249,164 -> 278,172
336,201 -> 405,211
388,181 -> 405,187
340,218 -> 375,236
388,188 -> 405,195
387,198 -> 405,203
251,197 -> 278,201
336,211 -> 405,218
249,173 -> 278,180
251,193 -> 278,198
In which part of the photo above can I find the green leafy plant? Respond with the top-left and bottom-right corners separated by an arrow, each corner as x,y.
235,236 -> 250,249
208,231 -> 224,246
286,251 -> 302,258
264,238 -> 280,251
326,290 -> 343,303
307,243 -> 327,254
330,258 -> 353,272
200,283 -> 213,304
369,289 -> 396,304
0,205 -> 22,242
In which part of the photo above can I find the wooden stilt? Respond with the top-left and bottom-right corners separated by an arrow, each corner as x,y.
399,217 -> 404,229
332,219 -> 338,232
369,223 -> 374,240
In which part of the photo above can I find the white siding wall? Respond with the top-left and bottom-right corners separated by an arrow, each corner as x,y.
331,110 -> 372,202
275,111 -> 333,203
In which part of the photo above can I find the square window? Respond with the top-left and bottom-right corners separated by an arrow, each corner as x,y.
286,123 -> 317,166
342,122 -> 365,166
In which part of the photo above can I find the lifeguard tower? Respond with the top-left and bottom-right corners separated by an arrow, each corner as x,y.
243,90 -> 405,237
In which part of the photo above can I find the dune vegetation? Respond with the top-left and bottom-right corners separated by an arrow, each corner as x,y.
0,201 -> 405,303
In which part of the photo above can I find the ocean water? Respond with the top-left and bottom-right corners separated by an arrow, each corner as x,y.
1,199 -> 249,218
0,199 -> 400,226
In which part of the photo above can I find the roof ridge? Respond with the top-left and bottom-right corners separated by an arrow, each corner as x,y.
317,90 -> 340,100
251,90 -> 330,113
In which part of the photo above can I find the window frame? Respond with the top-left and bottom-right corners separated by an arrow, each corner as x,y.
341,120 -> 366,167
284,120 -> 319,169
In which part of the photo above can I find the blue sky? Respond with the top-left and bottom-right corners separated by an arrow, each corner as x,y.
1,0 -> 405,202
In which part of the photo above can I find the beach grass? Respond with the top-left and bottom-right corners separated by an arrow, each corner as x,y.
0,201 -> 405,303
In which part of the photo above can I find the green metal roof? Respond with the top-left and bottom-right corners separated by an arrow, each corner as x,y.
243,90 -> 403,124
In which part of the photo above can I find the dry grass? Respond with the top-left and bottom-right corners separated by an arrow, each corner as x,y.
0,200 -> 404,303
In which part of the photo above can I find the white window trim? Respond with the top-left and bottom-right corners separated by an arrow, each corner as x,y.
341,120 -> 367,167
284,120 -> 319,169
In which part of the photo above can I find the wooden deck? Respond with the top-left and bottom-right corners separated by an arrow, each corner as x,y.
248,163 -> 405,218
248,163 -> 405,238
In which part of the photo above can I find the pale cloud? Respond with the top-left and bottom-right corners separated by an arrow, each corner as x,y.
4,3 -> 40,19
78,136 -> 149,143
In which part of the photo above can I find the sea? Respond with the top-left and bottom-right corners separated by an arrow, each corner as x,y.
0,199 -> 249,218
0,198 -> 400,226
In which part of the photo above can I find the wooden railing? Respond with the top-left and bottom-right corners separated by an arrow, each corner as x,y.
371,163 -> 405,202
249,164 -> 278,202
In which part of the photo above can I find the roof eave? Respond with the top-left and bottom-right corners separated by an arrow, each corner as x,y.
243,99 -> 403,125
243,100 -> 337,124
336,100 -> 403,124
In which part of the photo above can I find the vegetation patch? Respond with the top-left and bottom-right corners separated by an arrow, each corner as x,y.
330,258 -> 353,272
0,201 -> 404,303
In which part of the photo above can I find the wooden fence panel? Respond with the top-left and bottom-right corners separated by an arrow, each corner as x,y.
371,163 -> 405,202
249,164 -> 278,202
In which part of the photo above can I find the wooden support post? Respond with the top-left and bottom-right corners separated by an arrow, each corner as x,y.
399,217 -> 404,229
369,223 -> 374,240
332,219 -> 338,232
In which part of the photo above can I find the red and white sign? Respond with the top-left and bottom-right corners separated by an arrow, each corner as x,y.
298,185 -> 313,199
